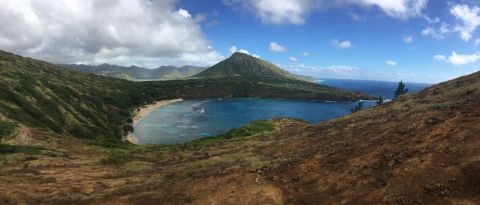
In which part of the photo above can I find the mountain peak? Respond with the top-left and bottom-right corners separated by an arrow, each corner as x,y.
230,52 -> 251,57
195,52 -> 296,80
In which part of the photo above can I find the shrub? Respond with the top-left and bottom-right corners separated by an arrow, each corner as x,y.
0,122 -> 18,140
101,151 -> 133,165
188,120 -> 276,147
351,101 -> 364,113
395,80 -> 408,98
376,96 -> 384,105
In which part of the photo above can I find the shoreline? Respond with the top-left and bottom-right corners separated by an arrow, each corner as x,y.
125,98 -> 183,144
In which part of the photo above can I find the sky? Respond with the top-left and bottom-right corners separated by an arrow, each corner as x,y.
1,0 -> 480,83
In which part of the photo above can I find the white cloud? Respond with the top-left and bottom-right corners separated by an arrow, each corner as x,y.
0,0 -> 223,67
450,4 -> 480,42
229,45 -> 249,54
269,42 -> 287,52
239,49 -> 250,54
331,39 -> 352,49
403,36 -> 414,43
284,64 -> 360,75
228,45 -> 260,58
434,51 -> 480,65
280,63 -> 425,82
421,23 -> 450,40
229,46 -> 238,54
224,0 -> 428,25
289,57 -> 299,62
193,12 -> 220,27
319,65 -> 360,74
177,9 -> 192,18
386,60 -> 398,66
433,55 -> 447,62
235,0 -> 311,25
475,39 -> 480,45
423,15 -> 440,24
350,13 -> 366,21
356,0 -> 428,19
303,52 -> 311,57
448,52 -> 480,65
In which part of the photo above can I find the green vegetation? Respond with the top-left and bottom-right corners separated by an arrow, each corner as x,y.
0,144 -> 51,155
195,52 -> 306,81
0,51 -> 138,141
136,76 -> 364,101
60,64 -> 206,81
97,120 -> 278,166
0,50 -> 366,147
395,80 -> 409,98
189,120 -> 276,147
351,101 -> 364,113
217,120 -> 276,139
376,96 -> 384,105
101,150 -> 133,165
0,122 -> 18,140
89,137 -> 135,149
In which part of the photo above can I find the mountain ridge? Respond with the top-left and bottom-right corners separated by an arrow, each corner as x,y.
60,63 -> 206,81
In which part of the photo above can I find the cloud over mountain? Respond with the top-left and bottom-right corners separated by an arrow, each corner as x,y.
0,0 -> 223,67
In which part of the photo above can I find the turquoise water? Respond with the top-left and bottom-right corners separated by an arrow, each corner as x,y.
134,79 -> 430,144
134,98 -> 376,144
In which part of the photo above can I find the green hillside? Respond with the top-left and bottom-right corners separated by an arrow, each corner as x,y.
60,64 -> 206,81
0,50 -> 368,142
195,52 -> 300,80
132,76 -> 368,101
0,51 -> 138,140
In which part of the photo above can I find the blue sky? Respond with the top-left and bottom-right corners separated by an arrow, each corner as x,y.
1,0 -> 480,83
175,0 -> 480,83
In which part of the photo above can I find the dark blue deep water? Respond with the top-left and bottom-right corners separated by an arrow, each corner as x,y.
134,79 -> 430,144
319,79 -> 431,100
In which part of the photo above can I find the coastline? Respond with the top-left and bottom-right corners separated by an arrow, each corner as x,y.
125,98 -> 183,144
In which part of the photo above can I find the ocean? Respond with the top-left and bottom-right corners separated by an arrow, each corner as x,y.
134,79 -> 430,144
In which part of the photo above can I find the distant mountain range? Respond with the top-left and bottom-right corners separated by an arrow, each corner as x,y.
59,64 -> 206,81
60,52 -> 315,82
195,52 -> 313,81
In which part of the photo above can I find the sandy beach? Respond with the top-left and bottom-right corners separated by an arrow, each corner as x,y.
126,98 -> 183,144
